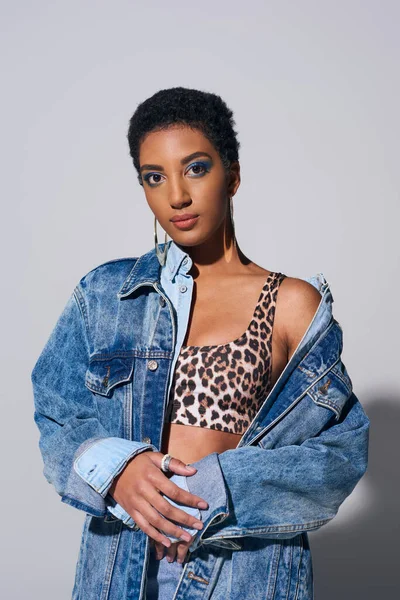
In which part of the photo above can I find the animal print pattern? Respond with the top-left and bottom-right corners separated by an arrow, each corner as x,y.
167,271 -> 287,435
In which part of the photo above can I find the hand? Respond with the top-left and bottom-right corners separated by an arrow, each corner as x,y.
108,450 -> 208,548
152,538 -> 192,564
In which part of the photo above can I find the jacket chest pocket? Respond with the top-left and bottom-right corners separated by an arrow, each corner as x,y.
85,353 -> 135,398
306,357 -> 353,421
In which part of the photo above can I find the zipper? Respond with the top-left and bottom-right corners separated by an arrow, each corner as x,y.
238,280 -> 330,449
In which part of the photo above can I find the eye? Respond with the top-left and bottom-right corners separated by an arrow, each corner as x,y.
143,161 -> 211,187
143,173 -> 165,187
186,162 -> 210,177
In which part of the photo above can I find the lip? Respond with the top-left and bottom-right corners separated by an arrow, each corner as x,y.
170,214 -> 199,230
170,213 -> 199,222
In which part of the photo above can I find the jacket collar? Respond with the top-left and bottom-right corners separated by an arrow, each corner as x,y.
163,239 -> 193,281
117,240 -> 192,298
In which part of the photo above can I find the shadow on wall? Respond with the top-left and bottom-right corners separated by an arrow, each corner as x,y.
310,396 -> 399,598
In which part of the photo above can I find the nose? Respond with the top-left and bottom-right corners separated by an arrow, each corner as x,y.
168,175 -> 192,209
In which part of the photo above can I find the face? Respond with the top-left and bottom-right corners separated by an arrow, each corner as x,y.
139,125 -> 240,247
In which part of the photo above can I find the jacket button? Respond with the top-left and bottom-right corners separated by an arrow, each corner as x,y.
318,379 -> 331,394
142,436 -> 152,444
159,296 -> 166,306
147,359 -> 158,371
179,284 -> 187,293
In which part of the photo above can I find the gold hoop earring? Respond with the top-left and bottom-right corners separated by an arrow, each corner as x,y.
154,216 -> 168,266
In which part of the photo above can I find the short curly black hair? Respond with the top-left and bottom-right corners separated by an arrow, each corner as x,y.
127,86 -> 241,186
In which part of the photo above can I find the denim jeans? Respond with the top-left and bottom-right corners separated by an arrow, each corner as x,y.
146,542 -> 184,599
145,458 -> 225,598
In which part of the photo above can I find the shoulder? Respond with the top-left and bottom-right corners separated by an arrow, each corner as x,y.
275,275 -> 323,359
77,256 -> 139,293
277,275 -> 322,314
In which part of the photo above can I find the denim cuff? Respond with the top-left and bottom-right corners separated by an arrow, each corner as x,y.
161,474 -> 202,542
105,494 -> 137,528
73,437 -> 157,498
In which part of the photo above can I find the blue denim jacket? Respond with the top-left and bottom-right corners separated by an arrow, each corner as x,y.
31,240 -> 370,599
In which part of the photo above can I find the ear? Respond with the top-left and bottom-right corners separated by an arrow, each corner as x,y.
227,161 -> 241,197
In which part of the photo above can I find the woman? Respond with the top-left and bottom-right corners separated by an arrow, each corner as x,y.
32,87 -> 369,599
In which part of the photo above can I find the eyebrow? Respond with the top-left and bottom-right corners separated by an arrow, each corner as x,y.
140,151 -> 213,173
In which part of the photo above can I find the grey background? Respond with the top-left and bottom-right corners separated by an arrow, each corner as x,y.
2,0 -> 399,597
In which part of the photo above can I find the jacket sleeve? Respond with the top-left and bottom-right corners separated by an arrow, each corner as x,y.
31,285 -> 157,518
182,390 -> 370,552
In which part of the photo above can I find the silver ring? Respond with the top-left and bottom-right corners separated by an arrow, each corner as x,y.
160,453 -> 173,473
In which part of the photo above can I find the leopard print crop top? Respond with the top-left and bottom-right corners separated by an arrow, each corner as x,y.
166,271 -> 287,435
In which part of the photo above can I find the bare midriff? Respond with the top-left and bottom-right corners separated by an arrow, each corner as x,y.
161,423 -> 242,464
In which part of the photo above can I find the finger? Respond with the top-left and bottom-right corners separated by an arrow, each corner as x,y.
166,542 -> 178,563
159,478 -> 209,510
135,497 -> 194,542
168,457 -> 198,476
146,468 -> 209,511
176,541 -> 191,564
154,541 -> 165,561
131,510 -> 171,548
147,452 -> 198,476
149,491 -> 204,530
129,481 -> 199,541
